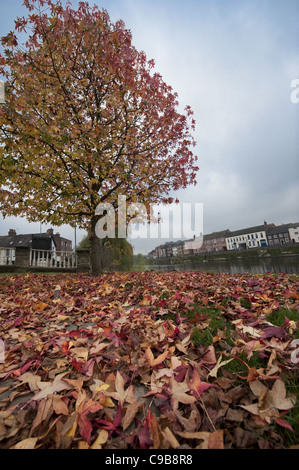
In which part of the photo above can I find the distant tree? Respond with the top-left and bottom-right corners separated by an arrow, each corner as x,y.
0,0 -> 198,275
132,253 -> 146,271
77,233 -> 133,271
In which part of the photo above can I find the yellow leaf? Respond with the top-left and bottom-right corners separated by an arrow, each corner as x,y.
78,441 -> 89,449
94,384 -> 110,393
91,429 -> 108,449
104,397 -> 115,408
11,437 -> 38,449
57,314 -> 68,321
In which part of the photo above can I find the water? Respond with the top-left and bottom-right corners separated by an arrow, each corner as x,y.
145,255 -> 299,274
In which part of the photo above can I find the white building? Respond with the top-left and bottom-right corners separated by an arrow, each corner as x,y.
226,223 -> 272,251
288,224 -> 299,244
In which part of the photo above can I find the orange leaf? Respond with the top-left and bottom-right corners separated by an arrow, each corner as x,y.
187,368 -> 215,398
208,429 -> 224,449
33,301 -> 48,312
145,347 -> 168,367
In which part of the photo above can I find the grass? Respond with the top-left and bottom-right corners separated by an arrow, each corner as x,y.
190,307 -> 235,348
189,305 -> 299,447
267,308 -> 299,339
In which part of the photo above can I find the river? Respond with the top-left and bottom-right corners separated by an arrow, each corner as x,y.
144,255 -> 299,274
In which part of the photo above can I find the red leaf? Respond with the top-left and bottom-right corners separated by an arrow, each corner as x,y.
186,367 -> 216,398
138,420 -> 153,449
275,417 -> 294,431
261,326 -> 286,339
78,413 -> 93,444
4,360 -> 36,379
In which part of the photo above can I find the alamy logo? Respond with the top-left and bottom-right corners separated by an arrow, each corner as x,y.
290,79 -> 299,104
0,80 -> 5,103
95,195 -> 203,244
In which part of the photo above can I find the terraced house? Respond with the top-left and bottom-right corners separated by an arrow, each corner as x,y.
267,223 -> 299,246
225,222 -> 273,251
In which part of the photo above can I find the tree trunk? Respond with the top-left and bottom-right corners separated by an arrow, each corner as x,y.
90,215 -> 103,276
89,215 -> 114,275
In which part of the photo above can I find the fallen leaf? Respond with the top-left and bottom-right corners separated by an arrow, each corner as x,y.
208,429 -> 224,449
10,437 -> 39,449
169,376 -> 196,410
208,354 -> 234,378
268,379 -> 296,410
91,429 -> 109,449
33,373 -> 74,401
122,401 -> 142,431
161,427 -> 180,448
145,347 -> 169,367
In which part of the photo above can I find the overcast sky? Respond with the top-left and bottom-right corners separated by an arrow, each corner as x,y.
0,0 -> 298,254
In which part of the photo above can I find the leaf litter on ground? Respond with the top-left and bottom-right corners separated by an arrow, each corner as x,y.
0,271 -> 298,449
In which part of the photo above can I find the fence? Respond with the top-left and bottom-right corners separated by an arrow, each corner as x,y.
30,249 -> 76,268
0,246 -> 91,272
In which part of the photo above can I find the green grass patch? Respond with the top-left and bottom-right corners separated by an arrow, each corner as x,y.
275,373 -> 299,448
191,307 -> 235,348
268,308 -> 299,339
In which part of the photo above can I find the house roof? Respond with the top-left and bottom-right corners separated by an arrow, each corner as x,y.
0,233 -> 56,248
227,224 -> 274,238
267,223 -> 297,235
203,229 -> 230,240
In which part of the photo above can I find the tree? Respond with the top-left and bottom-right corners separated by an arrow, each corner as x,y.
0,0 -> 198,275
77,233 -> 133,272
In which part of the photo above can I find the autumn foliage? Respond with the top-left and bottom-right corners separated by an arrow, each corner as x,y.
0,271 -> 298,449
0,0 -> 198,274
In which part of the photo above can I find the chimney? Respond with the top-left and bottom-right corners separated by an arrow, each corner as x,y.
8,229 -> 16,237
47,228 -> 54,235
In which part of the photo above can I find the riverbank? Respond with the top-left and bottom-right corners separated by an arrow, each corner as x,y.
142,245 -> 299,275
147,245 -> 299,266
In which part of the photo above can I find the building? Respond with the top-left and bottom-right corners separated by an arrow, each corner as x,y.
48,229 -> 72,252
146,220 -> 299,259
288,223 -> 299,244
172,241 -> 184,257
226,222 -> 273,251
200,230 -> 230,253
0,228 -> 72,265
184,234 -> 203,255
267,223 -> 299,246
